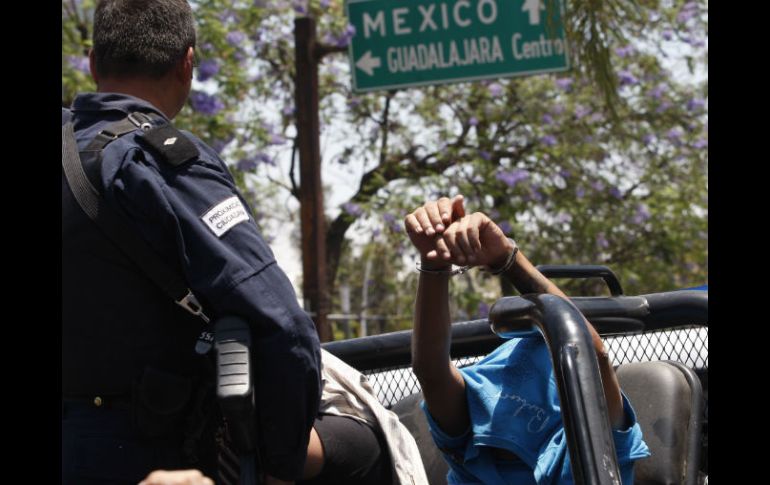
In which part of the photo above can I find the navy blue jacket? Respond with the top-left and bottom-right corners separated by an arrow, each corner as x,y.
63,93 -> 322,480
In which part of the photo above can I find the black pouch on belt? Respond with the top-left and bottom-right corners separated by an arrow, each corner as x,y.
133,367 -> 193,438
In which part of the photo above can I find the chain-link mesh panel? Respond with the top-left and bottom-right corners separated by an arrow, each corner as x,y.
603,326 -> 708,369
365,327 -> 708,408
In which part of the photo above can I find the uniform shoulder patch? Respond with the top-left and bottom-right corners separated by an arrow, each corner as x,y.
140,125 -> 199,167
201,196 -> 250,237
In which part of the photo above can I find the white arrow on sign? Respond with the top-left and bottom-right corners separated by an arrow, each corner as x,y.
522,0 -> 545,25
356,51 -> 381,76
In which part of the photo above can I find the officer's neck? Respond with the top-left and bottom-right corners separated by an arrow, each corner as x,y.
97,76 -> 182,120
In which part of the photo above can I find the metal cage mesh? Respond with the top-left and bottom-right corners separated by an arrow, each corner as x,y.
364,326 -> 708,408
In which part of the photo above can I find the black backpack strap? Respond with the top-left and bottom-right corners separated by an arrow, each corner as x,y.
80,112 -> 161,192
62,119 -> 213,352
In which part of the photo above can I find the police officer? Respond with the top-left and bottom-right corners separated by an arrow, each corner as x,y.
62,1 -> 322,483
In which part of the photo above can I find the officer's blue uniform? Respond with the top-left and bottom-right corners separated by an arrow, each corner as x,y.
62,93 -> 322,482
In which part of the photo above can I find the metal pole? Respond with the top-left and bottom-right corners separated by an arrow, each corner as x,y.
359,258 -> 372,337
294,17 -> 331,342
340,284 -> 351,340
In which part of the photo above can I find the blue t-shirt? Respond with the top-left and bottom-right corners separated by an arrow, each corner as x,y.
423,338 -> 650,484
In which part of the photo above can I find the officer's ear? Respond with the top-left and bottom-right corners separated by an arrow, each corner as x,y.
176,47 -> 195,84
88,49 -> 99,85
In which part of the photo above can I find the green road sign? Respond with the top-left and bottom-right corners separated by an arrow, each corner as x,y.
346,0 -> 569,92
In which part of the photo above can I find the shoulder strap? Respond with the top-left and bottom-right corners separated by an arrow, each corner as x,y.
61,119 -> 212,332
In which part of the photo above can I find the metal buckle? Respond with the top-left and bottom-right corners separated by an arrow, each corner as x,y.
128,112 -> 153,132
176,290 -> 210,323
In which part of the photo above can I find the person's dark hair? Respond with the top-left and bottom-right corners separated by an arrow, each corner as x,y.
93,0 -> 196,79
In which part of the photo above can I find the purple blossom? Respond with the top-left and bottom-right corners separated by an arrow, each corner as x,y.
226,31 -> 247,46
293,0 -> 307,14
589,112 -> 604,124
591,181 -> 605,192
687,98 -> 706,112
372,228 -> 381,238
236,158 -> 258,171
677,11 -> 695,23
67,55 -> 90,74
618,70 -> 638,87
596,233 -> 609,249
383,213 -> 396,224
496,169 -> 530,188
555,212 -> 572,224
342,202 -> 363,217
256,153 -> 276,166
559,169 -> 571,179
551,104 -> 565,115
649,83 -> 666,100
488,209 -> 500,220
476,302 -> 490,319
283,104 -> 295,116
609,186 -> 623,199
469,116 -> 479,126
555,78 -> 573,91
643,134 -> 655,144
334,24 -> 356,47
234,50 -> 247,64
498,221 -> 513,235
218,10 -> 238,24
488,83 -> 503,97
320,0 -> 330,7
614,45 -> 634,58
662,30 -> 673,41
347,97 -> 362,108
667,128 -> 683,142
584,135 -> 595,143
632,204 -> 651,225
196,59 -> 220,81
677,2 -> 698,23
530,187 -> 544,202
190,91 -> 225,116
542,113 -> 554,125
269,133 -> 286,145
576,187 -> 585,199
479,150 -> 492,161
574,105 -> 591,120
656,101 -> 672,113
540,135 -> 557,147
693,138 -> 708,149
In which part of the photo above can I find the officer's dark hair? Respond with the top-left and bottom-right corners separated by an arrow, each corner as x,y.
93,0 -> 196,79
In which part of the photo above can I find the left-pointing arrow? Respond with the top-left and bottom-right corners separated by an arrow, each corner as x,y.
356,51 -> 381,76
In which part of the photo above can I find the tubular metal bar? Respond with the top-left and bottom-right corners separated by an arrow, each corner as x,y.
527,294 -> 621,485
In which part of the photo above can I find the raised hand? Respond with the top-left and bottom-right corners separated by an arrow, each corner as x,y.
405,196 -> 513,269
440,212 -> 513,268
404,195 -> 465,266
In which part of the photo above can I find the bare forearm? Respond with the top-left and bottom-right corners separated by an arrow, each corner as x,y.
503,251 -> 625,427
412,272 -> 452,377
412,270 -> 469,436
